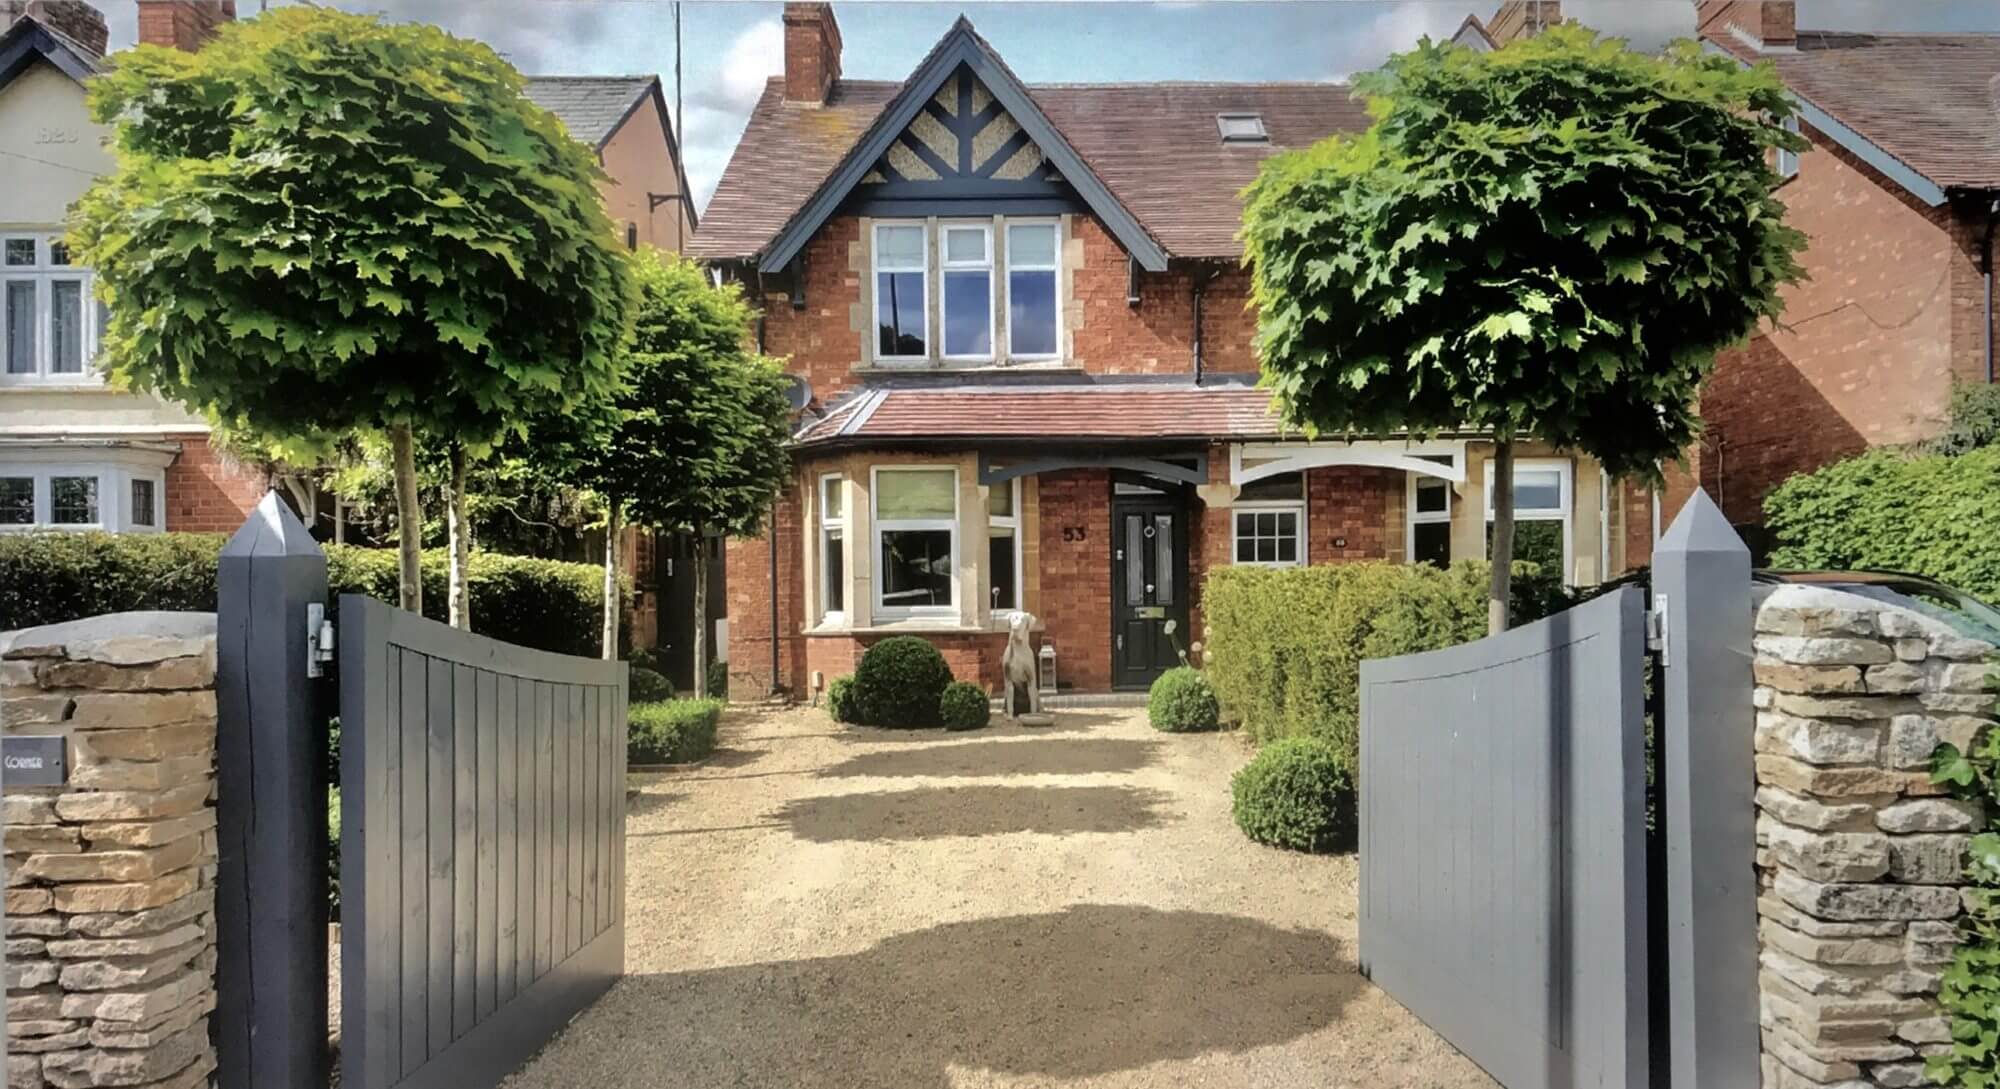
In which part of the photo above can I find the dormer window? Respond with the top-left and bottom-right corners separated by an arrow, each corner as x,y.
1217,113 -> 1268,143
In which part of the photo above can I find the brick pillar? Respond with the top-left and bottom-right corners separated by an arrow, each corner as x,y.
1192,446 -> 1234,657
1751,585 -> 1993,1087
2,612 -> 221,1089
724,485 -> 804,700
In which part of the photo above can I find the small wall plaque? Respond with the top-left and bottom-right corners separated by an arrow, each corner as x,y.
3,736 -> 68,787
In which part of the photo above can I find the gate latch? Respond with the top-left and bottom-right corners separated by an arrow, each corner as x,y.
306,603 -> 336,678
1646,594 -> 1669,666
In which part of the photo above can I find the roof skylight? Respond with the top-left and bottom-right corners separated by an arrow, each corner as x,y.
1217,112 -> 1269,143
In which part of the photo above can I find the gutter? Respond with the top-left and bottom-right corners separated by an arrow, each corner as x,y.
1984,195 -> 1997,384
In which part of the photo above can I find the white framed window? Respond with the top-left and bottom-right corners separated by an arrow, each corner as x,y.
1406,457 -> 1453,568
818,473 -> 846,625
1005,220 -> 1060,359
872,223 -> 928,361
0,463 -> 166,533
1232,471 -> 1305,567
941,223 -> 993,360
1483,458 -> 1573,584
2,233 -> 103,385
1777,114 -> 1802,179
987,477 -> 1022,615
872,466 -> 958,619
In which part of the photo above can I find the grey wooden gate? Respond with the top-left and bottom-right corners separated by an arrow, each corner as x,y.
1359,586 -> 1651,1089
338,593 -> 627,1089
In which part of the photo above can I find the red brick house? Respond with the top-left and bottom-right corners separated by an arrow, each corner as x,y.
1677,1 -> 2000,538
695,3 -> 1632,699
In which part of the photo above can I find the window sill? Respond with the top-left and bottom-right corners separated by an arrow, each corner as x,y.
807,615 -> 1044,637
0,378 -> 110,392
852,362 -> 1084,377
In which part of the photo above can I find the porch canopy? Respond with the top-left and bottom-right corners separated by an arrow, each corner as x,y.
792,381 -> 1471,487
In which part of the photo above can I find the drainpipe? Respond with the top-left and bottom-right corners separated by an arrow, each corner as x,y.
1191,266 -> 1216,387
1983,195 -> 1997,383
754,283 -> 780,698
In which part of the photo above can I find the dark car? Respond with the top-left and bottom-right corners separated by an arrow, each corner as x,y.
1753,569 -> 2000,646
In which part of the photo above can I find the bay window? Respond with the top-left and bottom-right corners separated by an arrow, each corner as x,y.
1233,471 -> 1305,566
941,224 -> 993,359
1006,221 -> 1059,358
988,478 -> 1021,614
3,234 -> 102,384
873,224 -> 928,360
819,474 -> 846,624
1484,458 -> 1572,582
0,462 -> 166,533
874,467 -> 957,618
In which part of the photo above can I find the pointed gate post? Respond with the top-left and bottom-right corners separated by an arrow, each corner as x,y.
215,493 -> 331,1088
1654,487 -> 1757,1089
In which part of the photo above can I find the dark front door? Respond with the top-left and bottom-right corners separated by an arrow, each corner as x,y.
1111,496 -> 1188,689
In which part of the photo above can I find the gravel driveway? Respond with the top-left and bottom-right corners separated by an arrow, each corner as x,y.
503,705 -> 1497,1089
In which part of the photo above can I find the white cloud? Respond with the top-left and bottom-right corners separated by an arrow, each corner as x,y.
682,17 -> 784,209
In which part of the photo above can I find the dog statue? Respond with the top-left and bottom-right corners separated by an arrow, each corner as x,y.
1000,611 -> 1040,719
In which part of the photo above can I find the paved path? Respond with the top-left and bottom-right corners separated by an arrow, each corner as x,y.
504,706 -> 1497,1089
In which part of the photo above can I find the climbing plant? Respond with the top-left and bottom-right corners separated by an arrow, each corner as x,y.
1929,675 -> 2000,1087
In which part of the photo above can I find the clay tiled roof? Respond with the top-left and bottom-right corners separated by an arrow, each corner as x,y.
691,78 -> 1368,263
1711,30 -> 2000,190
793,383 -> 1295,446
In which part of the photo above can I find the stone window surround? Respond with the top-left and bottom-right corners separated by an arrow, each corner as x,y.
858,214 -> 1072,371
1,229 -> 104,387
803,451 -> 1041,636
1406,458 -> 1454,566
0,444 -> 173,533
1482,455 -> 1575,584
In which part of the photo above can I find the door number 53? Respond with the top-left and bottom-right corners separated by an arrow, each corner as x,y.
1061,526 -> 1089,542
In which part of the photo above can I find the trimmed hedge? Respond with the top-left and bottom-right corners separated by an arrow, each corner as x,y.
0,531 -> 621,657
1204,561 -> 1510,772
851,636 -> 954,728
627,666 -> 675,703
1147,667 -> 1219,732
1765,446 -> 2000,603
939,681 -> 991,731
1232,736 -> 1357,853
627,699 -> 723,765
826,674 -> 860,724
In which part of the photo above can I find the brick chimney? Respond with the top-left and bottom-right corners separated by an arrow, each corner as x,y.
1695,1 -> 1796,50
782,2 -> 841,105
1,0 -> 108,55
134,0 -> 233,51
1487,1 -> 1561,45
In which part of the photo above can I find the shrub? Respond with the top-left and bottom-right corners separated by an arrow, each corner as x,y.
1930,382 -> 2000,456
1231,737 -> 1357,853
1203,560 -> 1558,774
939,682 -> 991,731
627,666 -> 674,703
627,699 -> 723,765
1765,446 -> 2000,604
1925,683 -> 2000,1089
706,660 -> 730,699
826,674 -> 861,724
1147,667 -> 1219,732
0,531 -> 622,657
851,636 -> 954,728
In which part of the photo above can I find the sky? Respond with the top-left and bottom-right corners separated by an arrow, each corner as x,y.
94,1 -> 2000,212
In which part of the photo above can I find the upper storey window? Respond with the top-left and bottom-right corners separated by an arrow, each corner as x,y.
874,223 -> 928,360
3,233 -> 104,385
870,217 -> 1063,368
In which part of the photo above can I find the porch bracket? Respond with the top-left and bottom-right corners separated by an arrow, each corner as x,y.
1229,442 -> 1467,486
978,451 -> 1207,487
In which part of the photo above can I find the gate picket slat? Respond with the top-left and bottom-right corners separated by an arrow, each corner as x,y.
399,650 -> 430,1079
427,656 -> 456,1060
453,663 -> 479,1042
582,685 -> 599,942
476,669 -> 499,1024
536,680 -> 554,981
567,685 -> 585,958
496,675 -> 519,1007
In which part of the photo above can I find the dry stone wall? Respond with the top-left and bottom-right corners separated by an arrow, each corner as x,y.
1753,585 -> 1993,1089
2,613 -> 219,1089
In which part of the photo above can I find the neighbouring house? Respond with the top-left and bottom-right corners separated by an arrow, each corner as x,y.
693,2 -> 1635,699
0,0 -> 707,670
1677,0 -> 2000,542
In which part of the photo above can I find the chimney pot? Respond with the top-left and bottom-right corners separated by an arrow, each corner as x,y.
134,0 -> 233,52
1695,1 -> 1796,50
782,2 -> 841,105
3,1 -> 108,56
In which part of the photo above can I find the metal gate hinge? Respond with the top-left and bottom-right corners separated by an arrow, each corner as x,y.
1647,595 -> 1669,666
306,603 -> 336,678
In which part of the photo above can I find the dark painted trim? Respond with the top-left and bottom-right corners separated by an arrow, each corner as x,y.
860,177 -> 1070,200
977,449 -> 1207,486
758,18 -> 1168,273
845,196 -> 1084,218
0,19 -> 101,92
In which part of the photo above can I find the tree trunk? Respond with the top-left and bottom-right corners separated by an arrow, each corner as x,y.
389,424 -> 423,614
446,443 -> 471,631
692,533 -> 709,700
1488,436 -> 1515,635
334,499 -> 346,545
601,497 -> 620,661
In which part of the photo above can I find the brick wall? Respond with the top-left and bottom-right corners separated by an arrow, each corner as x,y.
1696,120 -> 1990,529
164,435 -> 265,534
802,630 -> 1019,695
1304,467 -> 1399,564
1033,469 -> 1113,693
723,482 -> 805,699
1751,584 -> 1993,1088
1,613 -> 221,1089
134,0 -> 230,51
759,216 -> 865,407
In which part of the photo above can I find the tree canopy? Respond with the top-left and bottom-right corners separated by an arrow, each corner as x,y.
70,6 -> 632,457
1240,25 -> 1807,479
581,252 -> 792,539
